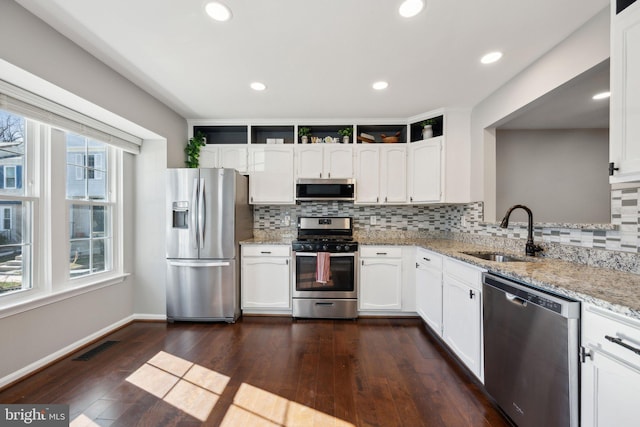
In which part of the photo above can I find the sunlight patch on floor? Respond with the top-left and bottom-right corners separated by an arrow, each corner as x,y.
73,350 -> 353,426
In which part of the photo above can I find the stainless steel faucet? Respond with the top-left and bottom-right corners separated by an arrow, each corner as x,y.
500,204 -> 544,256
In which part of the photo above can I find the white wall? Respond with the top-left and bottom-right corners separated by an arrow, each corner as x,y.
470,7 -> 611,221
0,0 -> 185,385
496,129 -> 610,223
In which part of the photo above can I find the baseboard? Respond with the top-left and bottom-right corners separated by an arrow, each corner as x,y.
0,313 -> 165,390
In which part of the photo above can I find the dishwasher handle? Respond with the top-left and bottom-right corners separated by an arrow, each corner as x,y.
506,292 -> 528,307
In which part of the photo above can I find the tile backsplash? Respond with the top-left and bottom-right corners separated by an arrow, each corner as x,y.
253,186 -> 640,273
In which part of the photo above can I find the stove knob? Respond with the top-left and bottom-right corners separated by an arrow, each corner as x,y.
306,244 -> 313,251
336,245 -> 342,251
322,244 -> 329,251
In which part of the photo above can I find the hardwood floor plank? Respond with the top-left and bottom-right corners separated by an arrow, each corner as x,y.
0,318 -> 510,427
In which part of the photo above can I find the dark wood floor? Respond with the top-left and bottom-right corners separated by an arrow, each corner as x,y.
0,317 -> 511,427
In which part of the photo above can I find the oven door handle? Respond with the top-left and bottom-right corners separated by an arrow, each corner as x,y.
294,252 -> 356,257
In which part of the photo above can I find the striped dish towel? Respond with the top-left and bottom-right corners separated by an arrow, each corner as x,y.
316,252 -> 331,284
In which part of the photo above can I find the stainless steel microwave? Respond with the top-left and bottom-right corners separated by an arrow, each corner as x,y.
295,178 -> 355,201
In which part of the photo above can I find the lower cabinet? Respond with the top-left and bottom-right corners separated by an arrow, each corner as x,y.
415,248 -> 444,336
442,257 -> 485,381
241,244 -> 291,314
359,246 -> 403,311
581,303 -> 640,427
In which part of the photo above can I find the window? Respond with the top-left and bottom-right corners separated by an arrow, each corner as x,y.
67,135 -> 112,278
0,106 -> 122,299
0,109 -> 30,296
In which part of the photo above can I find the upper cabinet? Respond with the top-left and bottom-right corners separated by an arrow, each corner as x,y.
248,145 -> 295,204
610,1 -> 640,183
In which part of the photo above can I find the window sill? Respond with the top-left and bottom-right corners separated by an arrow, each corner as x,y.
0,273 -> 130,320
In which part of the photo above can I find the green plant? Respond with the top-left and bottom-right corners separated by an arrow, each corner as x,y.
337,127 -> 353,137
419,118 -> 438,127
185,131 -> 206,168
298,127 -> 311,137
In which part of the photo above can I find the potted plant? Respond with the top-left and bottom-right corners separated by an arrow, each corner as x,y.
419,118 -> 438,139
298,127 -> 311,144
185,131 -> 206,168
337,127 -> 353,144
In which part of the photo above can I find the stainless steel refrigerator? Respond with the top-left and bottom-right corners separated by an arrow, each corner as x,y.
166,168 -> 252,322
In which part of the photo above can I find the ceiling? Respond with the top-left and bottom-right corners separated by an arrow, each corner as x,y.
16,0 -> 610,121
497,59 -> 610,129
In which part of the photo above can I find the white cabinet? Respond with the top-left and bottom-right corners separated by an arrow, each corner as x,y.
581,303 -> 640,427
200,145 -> 248,173
442,257 -> 485,381
248,146 -> 295,204
296,145 -> 353,179
355,145 -> 407,204
359,246 -> 403,311
241,245 -> 291,314
408,138 -> 442,203
415,248 -> 443,336
610,1 -> 640,183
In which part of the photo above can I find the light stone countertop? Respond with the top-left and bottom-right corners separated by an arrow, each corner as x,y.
242,235 -> 640,321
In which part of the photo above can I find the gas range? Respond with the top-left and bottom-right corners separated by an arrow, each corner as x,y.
291,217 -> 358,253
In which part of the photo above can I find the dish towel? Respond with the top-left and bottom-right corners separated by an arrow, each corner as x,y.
316,252 -> 331,284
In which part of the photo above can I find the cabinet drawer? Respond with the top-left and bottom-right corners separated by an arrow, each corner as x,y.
443,257 -> 484,289
242,245 -> 290,257
360,246 -> 403,258
416,248 -> 443,270
583,304 -> 640,365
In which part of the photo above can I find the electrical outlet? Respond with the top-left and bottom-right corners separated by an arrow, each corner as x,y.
370,216 -> 377,225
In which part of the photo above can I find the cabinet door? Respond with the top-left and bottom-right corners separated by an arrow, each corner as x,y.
359,258 -> 402,310
219,146 -> 248,173
296,145 -> 324,178
355,146 -> 381,203
611,2 -> 640,182
248,146 -> 294,204
241,257 -> 291,309
416,264 -> 443,336
380,145 -> 407,203
409,139 -> 442,203
324,145 -> 354,178
442,275 -> 482,379
199,145 -> 219,168
581,348 -> 640,427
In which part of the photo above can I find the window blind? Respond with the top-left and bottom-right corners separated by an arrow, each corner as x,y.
0,79 -> 142,154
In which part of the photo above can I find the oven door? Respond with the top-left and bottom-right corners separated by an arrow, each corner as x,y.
293,252 -> 357,299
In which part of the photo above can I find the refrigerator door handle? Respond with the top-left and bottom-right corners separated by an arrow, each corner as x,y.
191,178 -> 199,248
198,178 -> 205,249
168,260 -> 231,268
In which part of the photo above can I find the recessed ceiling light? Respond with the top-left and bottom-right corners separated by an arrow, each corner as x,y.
399,0 -> 425,18
592,91 -> 610,100
481,51 -> 503,64
373,81 -> 389,90
250,82 -> 267,91
205,2 -> 232,22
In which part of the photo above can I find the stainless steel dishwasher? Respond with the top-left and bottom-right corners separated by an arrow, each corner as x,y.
482,272 -> 580,427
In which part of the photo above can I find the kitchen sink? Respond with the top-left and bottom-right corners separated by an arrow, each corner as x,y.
462,251 -> 528,262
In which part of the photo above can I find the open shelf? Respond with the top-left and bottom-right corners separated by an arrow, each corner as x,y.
251,125 -> 295,144
409,115 -> 444,142
298,125 -> 353,144
193,125 -> 248,145
355,124 -> 407,144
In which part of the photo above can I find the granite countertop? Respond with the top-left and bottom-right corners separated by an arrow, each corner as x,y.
242,235 -> 640,320
360,238 -> 640,320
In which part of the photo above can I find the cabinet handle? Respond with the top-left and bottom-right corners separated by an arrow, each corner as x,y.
376,252 -> 387,256
260,251 -> 272,254
469,290 -> 475,299
376,196 -> 379,203
416,262 -> 419,268
286,259 -> 289,265
605,335 -> 640,356
385,196 -> 388,202
319,172 -> 322,178
410,196 -> 413,202
423,257 -> 430,262
609,162 -> 619,176
580,346 -> 593,363
328,172 -> 331,178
